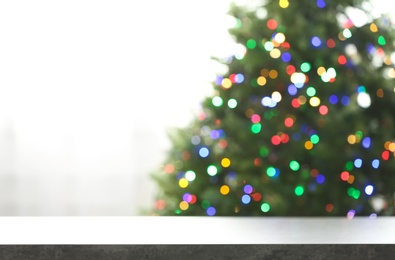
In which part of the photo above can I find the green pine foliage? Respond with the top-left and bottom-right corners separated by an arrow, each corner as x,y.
149,0 -> 395,216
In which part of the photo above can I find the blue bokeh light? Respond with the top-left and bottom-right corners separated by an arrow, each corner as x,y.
317,0 -> 326,8
316,174 -> 325,184
341,96 -> 350,106
311,36 -> 322,47
329,95 -> 338,104
362,137 -> 371,149
207,206 -> 216,216
354,158 -> 363,168
372,159 -> 380,169
241,194 -> 251,204
288,84 -> 297,95
199,147 -> 209,158
282,52 -> 292,62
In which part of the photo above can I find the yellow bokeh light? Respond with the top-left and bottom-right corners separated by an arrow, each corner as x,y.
274,33 -> 286,43
272,40 -> 281,47
290,72 -> 306,84
220,185 -> 230,195
384,141 -> 391,150
179,201 -> 189,210
221,158 -> 231,168
338,32 -> 346,41
272,91 -> 282,102
388,68 -> 395,78
179,178 -> 189,188
257,76 -> 267,86
347,135 -> 356,144
222,78 -> 232,89
389,143 -> 395,152
279,0 -> 289,8
269,70 -> 278,79
309,97 -> 321,107
317,67 -> 326,76
260,68 -> 269,77
376,89 -> 384,98
245,108 -> 255,118
347,175 -> 355,184
370,23 -> 378,33
270,48 -> 281,59
298,95 -> 307,105
305,141 -> 313,150
384,56 -> 392,66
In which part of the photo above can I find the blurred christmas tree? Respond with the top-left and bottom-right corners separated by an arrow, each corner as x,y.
149,0 -> 395,216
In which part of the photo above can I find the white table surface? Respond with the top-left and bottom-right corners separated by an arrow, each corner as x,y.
0,216 -> 394,244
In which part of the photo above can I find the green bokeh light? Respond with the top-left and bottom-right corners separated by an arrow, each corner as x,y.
295,186 -> 304,196
228,99 -> 238,108
251,78 -> 259,87
201,200 -> 210,209
355,131 -> 363,139
306,87 -> 316,97
310,134 -> 320,144
251,123 -> 262,134
207,165 -> 218,176
357,86 -> 366,93
347,187 -> 360,199
212,96 -> 223,107
264,41 -> 274,51
277,25 -> 286,33
290,160 -> 300,171
266,167 -> 276,177
301,62 -> 311,72
378,35 -> 386,45
235,19 -> 242,28
353,189 -> 360,199
264,111 -> 272,120
271,109 -> 279,116
247,39 -> 257,49
260,147 -> 269,157
261,203 -> 270,212
343,28 -> 352,38
345,161 -> 354,171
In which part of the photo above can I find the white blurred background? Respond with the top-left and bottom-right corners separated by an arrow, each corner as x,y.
0,0 -> 392,215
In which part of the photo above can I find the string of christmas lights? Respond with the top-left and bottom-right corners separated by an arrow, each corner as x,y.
152,0 -> 395,217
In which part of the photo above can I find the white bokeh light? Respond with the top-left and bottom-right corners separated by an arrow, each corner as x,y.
357,92 -> 372,108
365,185 -> 374,195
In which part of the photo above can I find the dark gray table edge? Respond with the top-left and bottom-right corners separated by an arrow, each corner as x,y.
1,244 -> 395,260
